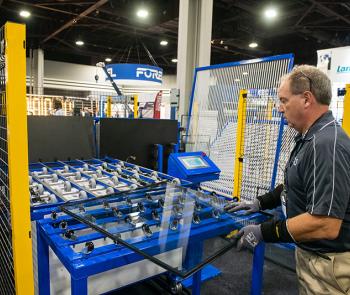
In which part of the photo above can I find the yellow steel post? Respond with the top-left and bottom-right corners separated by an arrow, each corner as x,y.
5,22 -> 34,294
266,100 -> 273,121
343,84 -> 350,137
106,96 -> 112,118
263,100 -> 274,170
133,95 -> 139,118
232,89 -> 247,200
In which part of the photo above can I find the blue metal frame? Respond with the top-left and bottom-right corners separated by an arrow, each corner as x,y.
270,118 -> 286,190
185,53 -> 294,140
36,207 -> 270,295
156,144 -> 163,173
94,118 -> 99,158
31,144 -> 290,295
251,243 -> 265,295
196,54 -> 294,72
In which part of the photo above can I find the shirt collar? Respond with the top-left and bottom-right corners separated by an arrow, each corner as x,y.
294,111 -> 335,142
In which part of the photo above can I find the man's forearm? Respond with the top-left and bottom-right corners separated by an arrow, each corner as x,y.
261,213 -> 342,243
286,213 -> 342,241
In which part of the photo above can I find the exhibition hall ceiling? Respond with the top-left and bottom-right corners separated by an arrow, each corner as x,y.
1,0 -> 350,73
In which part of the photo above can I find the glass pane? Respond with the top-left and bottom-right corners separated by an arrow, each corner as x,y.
60,183 -> 270,278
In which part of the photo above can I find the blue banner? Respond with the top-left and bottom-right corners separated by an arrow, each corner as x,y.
105,63 -> 163,84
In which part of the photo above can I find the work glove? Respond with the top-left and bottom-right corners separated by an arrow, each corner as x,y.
224,199 -> 260,214
236,224 -> 263,251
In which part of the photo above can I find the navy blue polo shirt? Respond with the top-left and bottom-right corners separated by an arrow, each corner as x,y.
285,111 -> 350,253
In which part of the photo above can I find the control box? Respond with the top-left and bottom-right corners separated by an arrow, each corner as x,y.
167,152 -> 220,184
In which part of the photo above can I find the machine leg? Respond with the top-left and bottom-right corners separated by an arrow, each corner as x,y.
184,241 -> 203,295
71,276 -> 87,295
157,144 -> 164,172
37,224 -> 50,295
251,242 -> 265,295
192,270 -> 202,295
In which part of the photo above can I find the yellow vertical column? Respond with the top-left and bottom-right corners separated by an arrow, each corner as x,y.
106,96 -> 112,117
5,22 -> 34,295
343,84 -> 350,137
232,89 -> 247,201
133,95 -> 139,118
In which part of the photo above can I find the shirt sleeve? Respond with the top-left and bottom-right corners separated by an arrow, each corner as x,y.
303,132 -> 350,219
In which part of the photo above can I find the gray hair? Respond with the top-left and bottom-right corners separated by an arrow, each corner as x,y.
282,65 -> 332,105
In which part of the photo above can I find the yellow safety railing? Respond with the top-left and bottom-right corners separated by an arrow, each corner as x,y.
4,22 -> 34,294
232,89 -> 247,200
343,84 -> 350,137
133,95 -> 139,118
106,96 -> 112,118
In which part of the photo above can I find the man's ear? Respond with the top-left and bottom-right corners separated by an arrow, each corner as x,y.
304,91 -> 313,108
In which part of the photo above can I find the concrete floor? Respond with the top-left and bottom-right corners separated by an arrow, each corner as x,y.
111,244 -> 299,295
201,247 -> 298,295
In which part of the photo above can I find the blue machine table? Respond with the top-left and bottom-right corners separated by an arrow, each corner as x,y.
35,183 -> 270,295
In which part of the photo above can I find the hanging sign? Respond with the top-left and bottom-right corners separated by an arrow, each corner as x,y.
317,46 -> 350,83
105,63 -> 163,86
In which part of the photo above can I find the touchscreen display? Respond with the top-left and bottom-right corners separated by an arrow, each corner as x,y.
179,156 -> 209,169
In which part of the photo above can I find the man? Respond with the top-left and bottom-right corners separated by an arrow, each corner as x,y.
51,99 -> 64,116
225,65 -> 350,294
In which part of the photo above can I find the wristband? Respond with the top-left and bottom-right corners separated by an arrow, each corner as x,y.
261,219 -> 294,243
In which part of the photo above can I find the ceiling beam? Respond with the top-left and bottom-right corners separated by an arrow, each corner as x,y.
309,0 -> 350,25
212,45 -> 257,58
42,44 -> 176,68
7,0 -> 178,41
41,0 -> 109,44
294,3 -> 315,27
37,1 -> 96,6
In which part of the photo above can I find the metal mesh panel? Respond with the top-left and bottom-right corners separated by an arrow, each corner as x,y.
240,95 -> 281,201
187,56 -> 293,198
275,126 -> 298,187
0,25 -> 15,295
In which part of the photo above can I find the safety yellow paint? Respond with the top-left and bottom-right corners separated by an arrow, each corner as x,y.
106,96 -> 112,117
266,100 -> 273,121
263,100 -> 274,172
133,95 -> 138,118
226,229 -> 239,239
5,22 -> 34,295
232,90 -> 247,200
343,84 -> 350,137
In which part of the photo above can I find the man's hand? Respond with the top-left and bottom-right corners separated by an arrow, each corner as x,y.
236,224 -> 263,250
224,199 -> 260,214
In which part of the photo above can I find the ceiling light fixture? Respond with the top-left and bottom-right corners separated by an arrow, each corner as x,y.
160,40 -> 168,46
105,58 -> 112,62
75,40 -> 84,46
249,42 -> 258,48
137,9 -> 149,18
264,7 -> 278,19
234,79 -> 240,82
19,10 -> 31,18
171,58 -> 178,63
242,72 -> 249,75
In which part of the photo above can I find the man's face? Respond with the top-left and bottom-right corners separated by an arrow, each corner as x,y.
278,79 -> 306,133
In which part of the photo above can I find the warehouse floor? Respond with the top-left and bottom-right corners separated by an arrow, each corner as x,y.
111,244 -> 298,295
201,246 -> 298,295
